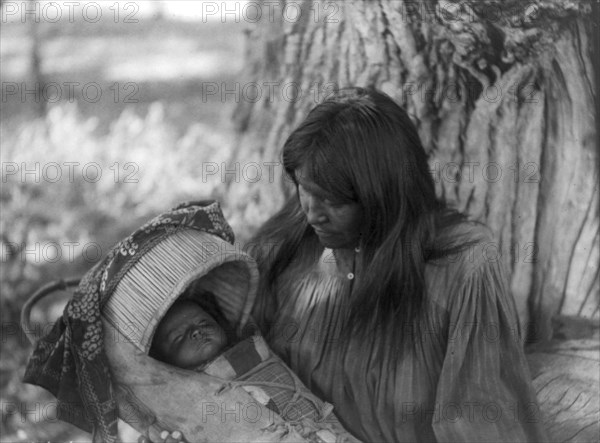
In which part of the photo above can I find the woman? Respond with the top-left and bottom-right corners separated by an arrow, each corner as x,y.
246,87 -> 547,442
156,87 -> 546,442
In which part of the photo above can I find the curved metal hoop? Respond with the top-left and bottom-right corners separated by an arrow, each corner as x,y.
20,278 -> 81,345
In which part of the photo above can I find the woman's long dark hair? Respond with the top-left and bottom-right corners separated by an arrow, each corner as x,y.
251,87 -> 470,346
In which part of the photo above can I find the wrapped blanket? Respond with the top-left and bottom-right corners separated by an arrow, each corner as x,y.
202,335 -> 350,442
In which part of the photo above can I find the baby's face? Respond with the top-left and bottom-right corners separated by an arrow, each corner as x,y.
153,300 -> 227,368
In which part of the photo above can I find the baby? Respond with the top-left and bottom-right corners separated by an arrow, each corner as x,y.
149,296 -> 357,443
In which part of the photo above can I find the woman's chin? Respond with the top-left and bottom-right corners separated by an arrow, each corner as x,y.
315,236 -> 336,248
317,234 -> 353,249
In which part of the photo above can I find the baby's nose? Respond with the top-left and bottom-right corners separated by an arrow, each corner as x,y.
191,329 -> 201,340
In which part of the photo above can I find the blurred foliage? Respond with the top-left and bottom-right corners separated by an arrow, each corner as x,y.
1,3 -> 254,440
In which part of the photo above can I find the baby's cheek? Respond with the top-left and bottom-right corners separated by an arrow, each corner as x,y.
207,340 -> 225,359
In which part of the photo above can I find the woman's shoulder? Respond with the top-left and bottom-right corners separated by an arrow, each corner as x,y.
431,219 -> 496,265
425,220 -> 503,309
438,218 -> 494,245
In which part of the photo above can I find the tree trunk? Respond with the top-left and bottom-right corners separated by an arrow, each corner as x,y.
226,0 -> 598,341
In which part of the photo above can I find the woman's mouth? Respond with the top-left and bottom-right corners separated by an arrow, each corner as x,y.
312,226 -> 332,236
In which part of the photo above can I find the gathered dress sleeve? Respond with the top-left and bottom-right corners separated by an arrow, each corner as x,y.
431,251 -> 548,442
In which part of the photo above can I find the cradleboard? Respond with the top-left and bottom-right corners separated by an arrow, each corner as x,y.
23,228 -> 359,443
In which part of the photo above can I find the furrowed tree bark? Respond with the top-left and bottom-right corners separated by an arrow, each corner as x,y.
226,0 -> 598,343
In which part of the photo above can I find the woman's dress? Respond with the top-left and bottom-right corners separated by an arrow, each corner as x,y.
253,223 -> 548,442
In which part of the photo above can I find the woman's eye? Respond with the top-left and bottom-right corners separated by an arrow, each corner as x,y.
298,183 -> 345,208
323,197 -> 346,208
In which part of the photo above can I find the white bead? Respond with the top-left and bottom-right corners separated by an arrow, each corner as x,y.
347,272 -> 354,280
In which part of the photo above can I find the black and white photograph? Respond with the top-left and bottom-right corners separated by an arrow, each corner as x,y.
1,1 -> 598,442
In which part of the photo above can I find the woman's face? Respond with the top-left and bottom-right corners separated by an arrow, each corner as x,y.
295,166 -> 363,249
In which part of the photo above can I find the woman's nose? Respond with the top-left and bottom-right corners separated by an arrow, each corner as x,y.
190,329 -> 201,340
304,196 -> 327,225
